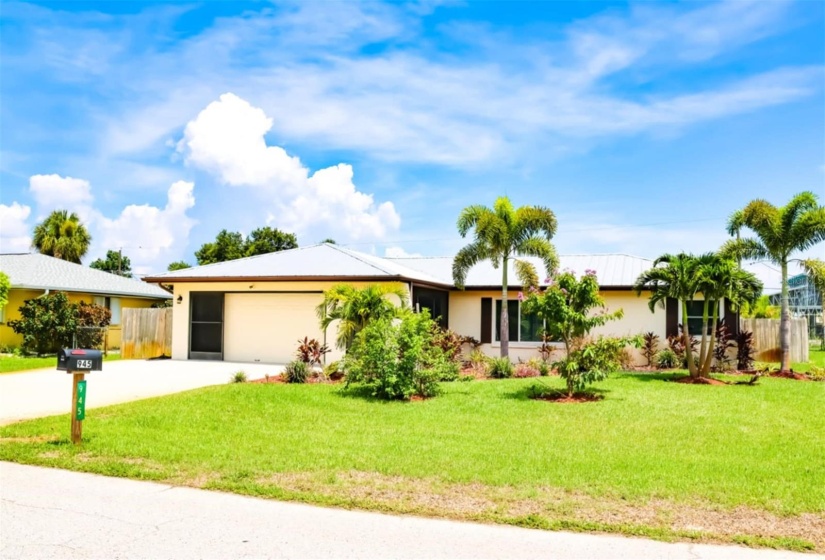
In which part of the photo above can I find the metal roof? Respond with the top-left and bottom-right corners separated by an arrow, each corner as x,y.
385,254 -> 653,288
144,244 -> 651,288
0,253 -> 172,299
143,244 -> 446,285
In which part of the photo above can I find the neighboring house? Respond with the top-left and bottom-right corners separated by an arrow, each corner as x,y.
0,253 -> 172,350
143,243 -> 743,365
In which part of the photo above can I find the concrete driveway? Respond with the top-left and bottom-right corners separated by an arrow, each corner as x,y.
1,462 -> 815,560
0,359 -> 281,425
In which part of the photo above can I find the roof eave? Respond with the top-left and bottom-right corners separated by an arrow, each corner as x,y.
10,284 -> 171,299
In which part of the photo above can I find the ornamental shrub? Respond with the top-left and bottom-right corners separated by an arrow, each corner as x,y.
553,336 -> 639,397
8,292 -> 77,355
75,301 -> 111,349
344,311 -> 454,400
284,360 -> 309,383
656,347 -> 679,369
488,357 -> 514,378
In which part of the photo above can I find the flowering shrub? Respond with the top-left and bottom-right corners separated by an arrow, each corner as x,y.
513,363 -> 540,378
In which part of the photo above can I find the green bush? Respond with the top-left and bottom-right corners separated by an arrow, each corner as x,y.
656,348 -> 679,369
344,311 -> 453,400
231,370 -> 247,383
526,357 -> 550,376
284,360 -> 309,383
75,301 -> 111,349
488,357 -> 514,378
7,292 -> 77,355
553,336 -> 636,396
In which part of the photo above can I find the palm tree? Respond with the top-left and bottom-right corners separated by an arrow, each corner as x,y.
452,197 -> 558,358
32,210 -> 92,264
694,257 -> 762,376
316,283 -> 409,350
634,253 -> 703,377
800,258 -> 825,350
722,192 -> 825,371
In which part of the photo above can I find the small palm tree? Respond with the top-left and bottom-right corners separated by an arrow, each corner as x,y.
800,258 -> 825,350
452,196 -> 558,358
32,210 -> 92,264
316,283 -> 408,350
634,253 -> 703,377
722,192 -> 825,371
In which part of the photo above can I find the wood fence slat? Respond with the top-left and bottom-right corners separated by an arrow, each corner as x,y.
740,318 -> 809,364
122,308 -> 173,359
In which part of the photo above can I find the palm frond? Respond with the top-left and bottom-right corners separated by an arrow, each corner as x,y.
452,241 -> 491,289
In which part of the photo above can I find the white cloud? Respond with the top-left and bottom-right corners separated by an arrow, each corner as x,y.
96,180 -> 197,275
0,203 -> 33,253
384,246 -> 423,258
179,93 -> 401,240
29,174 -> 94,220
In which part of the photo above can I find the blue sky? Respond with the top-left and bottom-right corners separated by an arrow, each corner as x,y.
1,0 -> 823,288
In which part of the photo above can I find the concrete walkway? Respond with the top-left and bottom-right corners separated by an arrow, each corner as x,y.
0,463 -> 817,560
0,359 -> 281,425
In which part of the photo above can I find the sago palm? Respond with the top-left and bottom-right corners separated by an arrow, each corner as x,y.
452,196 -> 558,358
722,192 -> 825,371
32,209 -> 92,264
316,283 -> 408,350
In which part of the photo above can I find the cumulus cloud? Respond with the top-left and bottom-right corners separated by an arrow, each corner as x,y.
97,180 -> 197,275
179,93 -> 400,240
29,174 -> 94,220
0,202 -> 33,253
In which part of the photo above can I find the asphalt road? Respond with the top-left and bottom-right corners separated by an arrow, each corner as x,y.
1,462 -> 817,560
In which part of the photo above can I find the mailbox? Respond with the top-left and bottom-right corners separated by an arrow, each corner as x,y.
57,349 -> 103,372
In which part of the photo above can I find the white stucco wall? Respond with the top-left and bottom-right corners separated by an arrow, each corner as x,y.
448,289 -> 666,365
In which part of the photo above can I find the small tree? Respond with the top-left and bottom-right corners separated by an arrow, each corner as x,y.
167,261 -> 191,271
521,270 -> 624,396
8,292 -> 77,355
0,271 -> 10,312
32,210 -> 92,263
316,283 -> 408,350
90,250 -> 132,277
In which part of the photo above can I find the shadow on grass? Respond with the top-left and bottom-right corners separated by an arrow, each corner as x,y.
618,372 -> 685,383
502,382 -> 610,402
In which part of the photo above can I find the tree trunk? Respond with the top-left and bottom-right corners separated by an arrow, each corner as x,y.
697,299 -> 710,376
780,260 -> 791,372
501,257 -> 509,358
701,301 -> 719,377
682,300 -> 697,378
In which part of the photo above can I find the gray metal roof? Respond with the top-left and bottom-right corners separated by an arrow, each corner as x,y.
0,253 -> 171,299
386,254 -> 653,288
145,244 -> 651,288
143,244 -> 446,285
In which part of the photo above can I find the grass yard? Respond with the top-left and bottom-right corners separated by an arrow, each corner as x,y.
0,352 -> 121,374
792,347 -> 825,372
1,373 -> 823,551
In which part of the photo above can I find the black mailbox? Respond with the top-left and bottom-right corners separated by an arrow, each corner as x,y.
57,349 -> 103,372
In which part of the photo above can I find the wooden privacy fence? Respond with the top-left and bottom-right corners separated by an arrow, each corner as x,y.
740,318 -> 808,364
122,308 -> 173,359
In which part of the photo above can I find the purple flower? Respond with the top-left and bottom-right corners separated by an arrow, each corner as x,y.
517,291 -> 524,301
561,287 -> 568,295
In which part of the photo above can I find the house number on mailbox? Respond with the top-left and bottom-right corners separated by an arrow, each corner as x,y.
76,359 -> 93,369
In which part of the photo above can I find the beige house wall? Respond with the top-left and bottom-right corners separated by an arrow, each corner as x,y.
0,288 -> 164,350
170,280 -> 411,363
448,289 -> 665,365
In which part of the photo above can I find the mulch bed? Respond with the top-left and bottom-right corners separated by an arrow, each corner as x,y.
531,391 -> 603,403
769,371 -> 811,381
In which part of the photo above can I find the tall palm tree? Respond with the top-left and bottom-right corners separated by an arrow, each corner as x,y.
32,210 -> 92,264
800,258 -> 825,350
722,192 -> 825,371
316,283 -> 409,350
452,196 -> 558,358
634,253 -> 703,377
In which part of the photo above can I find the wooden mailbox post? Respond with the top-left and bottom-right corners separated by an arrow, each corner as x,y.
57,349 -> 103,444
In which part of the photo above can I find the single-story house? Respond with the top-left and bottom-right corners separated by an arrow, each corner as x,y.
143,243 -> 740,365
0,253 -> 172,350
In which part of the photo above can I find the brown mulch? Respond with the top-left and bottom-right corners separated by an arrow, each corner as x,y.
532,392 -> 604,403
249,376 -> 286,384
769,371 -> 811,381
250,374 -> 344,385
673,376 -> 728,385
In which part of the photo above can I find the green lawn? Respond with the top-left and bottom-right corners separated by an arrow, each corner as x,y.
0,352 -> 121,374
793,347 -> 825,371
1,373 -> 823,551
